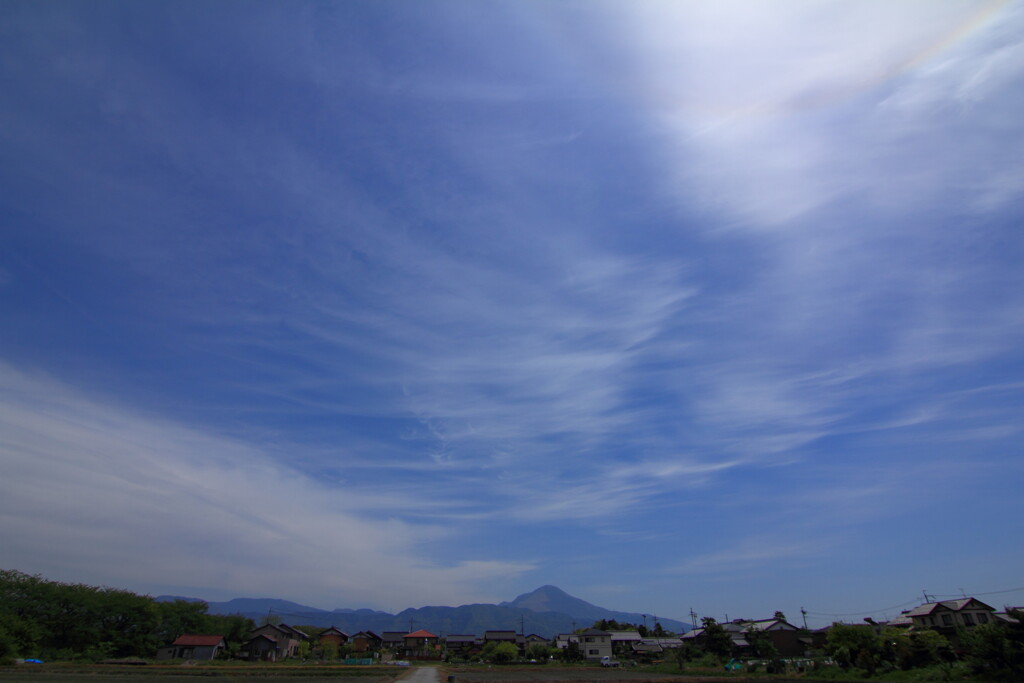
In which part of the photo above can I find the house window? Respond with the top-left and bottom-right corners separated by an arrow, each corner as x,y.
589,649 -> 599,655
978,613 -> 989,624
962,614 -> 975,626
942,615 -> 953,626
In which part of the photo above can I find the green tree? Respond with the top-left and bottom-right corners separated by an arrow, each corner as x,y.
826,623 -> 880,673
525,643 -> 550,661
674,642 -> 697,671
746,627 -> 779,659
698,618 -> 733,662
560,640 -> 583,662
481,641 -> 517,663
959,609 -> 1024,681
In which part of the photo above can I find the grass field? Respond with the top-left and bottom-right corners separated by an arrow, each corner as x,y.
0,663 -> 407,683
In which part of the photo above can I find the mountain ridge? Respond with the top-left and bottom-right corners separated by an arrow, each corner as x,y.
156,586 -> 689,638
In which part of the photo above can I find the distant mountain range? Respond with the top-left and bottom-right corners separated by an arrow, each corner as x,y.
156,585 -> 689,638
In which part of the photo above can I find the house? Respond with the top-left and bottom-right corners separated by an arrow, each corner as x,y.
555,633 -> 579,650
905,598 -> 997,633
278,623 -> 309,641
404,629 -> 440,659
736,618 -> 806,657
381,631 -> 408,651
607,630 -> 643,656
247,624 -> 300,660
350,631 -> 383,653
682,617 -> 806,658
443,634 -> 481,658
524,633 -> 549,648
156,634 -> 226,660
319,626 -> 349,649
577,628 -> 613,661
243,633 -> 281,661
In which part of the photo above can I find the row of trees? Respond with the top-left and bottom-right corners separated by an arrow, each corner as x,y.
590,618 -> 674,637
0,570 -> 253,661
825,617 -> 1024,680
677,613 -> 1024,680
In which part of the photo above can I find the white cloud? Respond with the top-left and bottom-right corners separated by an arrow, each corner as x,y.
0,363 -> 531,608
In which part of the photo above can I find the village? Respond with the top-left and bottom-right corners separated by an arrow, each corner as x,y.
158,595 -> 1022,673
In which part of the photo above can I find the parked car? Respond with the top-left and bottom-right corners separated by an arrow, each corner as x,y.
600,656 -> 620,667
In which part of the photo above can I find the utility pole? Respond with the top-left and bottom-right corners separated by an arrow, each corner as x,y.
642,615 -> 647,630
801,607 -> 808,630
689,608 -> 698,631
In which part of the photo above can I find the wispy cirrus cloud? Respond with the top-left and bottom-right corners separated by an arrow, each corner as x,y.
0,362 -> 531,608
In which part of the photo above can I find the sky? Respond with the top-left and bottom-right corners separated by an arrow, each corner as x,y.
2,0 -> 1023,628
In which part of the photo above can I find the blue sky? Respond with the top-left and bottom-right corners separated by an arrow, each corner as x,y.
2,0 -> 1023,626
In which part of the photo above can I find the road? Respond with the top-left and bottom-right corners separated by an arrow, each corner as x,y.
400,667 -> 442,683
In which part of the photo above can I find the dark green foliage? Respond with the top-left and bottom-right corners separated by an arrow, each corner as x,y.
524,643 -> 550,661
959,609 -> 1024,680
826,623 -> 880,672
560,640 -> 582,662
745,627 -> 779,659
651,621 -> 674,637
697,617 -> 733,662
480,640 -> 517,663
0,569 -> 254,660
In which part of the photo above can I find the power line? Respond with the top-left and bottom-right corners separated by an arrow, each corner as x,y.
932,586 -> 1024,598
805,597 -> 921,618
807,585 -> 1024,620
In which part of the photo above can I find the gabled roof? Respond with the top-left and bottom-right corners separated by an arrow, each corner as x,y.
906,598 -> 995,617
942,598 -> 995,612
320,626 -> 349,637
906,602 -> 946,617
251,623 -> 289,636
406,629 -> 437,639
353,630 -> 382,640
580,628 -> 610,635
607,630 -> 643,641
172,634 -> 225,647
740,618 -> 798,632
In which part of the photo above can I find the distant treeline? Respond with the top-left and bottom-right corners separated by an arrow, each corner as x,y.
0,569 -> 253,661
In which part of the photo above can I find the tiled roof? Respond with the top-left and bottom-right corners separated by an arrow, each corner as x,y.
406,629 -> 437,638
172,634 -> 224,647
906,598 -> 995,617
607,631 -> 643,641
905,603 -> 947,617
321,627 -> 349,637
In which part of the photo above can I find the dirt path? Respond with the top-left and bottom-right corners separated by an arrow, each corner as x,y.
400,667 -> 443,683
